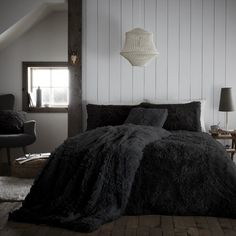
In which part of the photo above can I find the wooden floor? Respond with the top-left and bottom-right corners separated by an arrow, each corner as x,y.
1,202 -> 236,236
1,163 -> 236,235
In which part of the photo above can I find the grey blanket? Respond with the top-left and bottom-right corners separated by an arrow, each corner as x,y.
10,126 -> 236,232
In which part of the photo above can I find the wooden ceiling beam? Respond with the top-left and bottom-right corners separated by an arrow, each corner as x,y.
68,0 -> 82,137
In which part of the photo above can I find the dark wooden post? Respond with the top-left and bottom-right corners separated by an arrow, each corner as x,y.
68,0 -> 82,137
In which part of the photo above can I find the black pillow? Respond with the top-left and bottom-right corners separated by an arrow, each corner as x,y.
140,101 -> 201,131
124,108 -> 168,127
86,104 -> 139,130
0,110 -> 26,134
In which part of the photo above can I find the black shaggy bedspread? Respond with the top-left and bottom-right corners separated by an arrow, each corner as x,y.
9,125 -> 236,232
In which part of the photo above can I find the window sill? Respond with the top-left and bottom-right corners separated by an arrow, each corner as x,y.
26,107 -> 68,113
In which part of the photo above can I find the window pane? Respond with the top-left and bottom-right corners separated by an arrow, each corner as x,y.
52,88 -> 68,105
26,65 -> 69,109
32,69 -> 51,87
42,88 -> 50,106
30,90 -> 37,107
51,69 -> 69,87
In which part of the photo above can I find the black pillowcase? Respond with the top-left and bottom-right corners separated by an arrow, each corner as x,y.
86,102 -> 201,131
140,101 -> 201,131
86,104 -> 138,130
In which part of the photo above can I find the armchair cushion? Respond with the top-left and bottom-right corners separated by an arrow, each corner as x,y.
0,111 -> 27,134
0,134 -> 35,147
0,120 -> 36,148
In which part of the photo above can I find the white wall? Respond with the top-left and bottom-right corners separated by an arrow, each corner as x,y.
0,11 -> 68,161
83,0 -> 236,131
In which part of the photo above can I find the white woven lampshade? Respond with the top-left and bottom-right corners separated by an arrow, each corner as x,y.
120,28 -> 159,66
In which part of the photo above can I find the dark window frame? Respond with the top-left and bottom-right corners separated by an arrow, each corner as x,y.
22,61 -> 69,113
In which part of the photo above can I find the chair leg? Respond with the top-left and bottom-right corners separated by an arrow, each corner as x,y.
22,146 -> 27,156
6,148 -> 11,166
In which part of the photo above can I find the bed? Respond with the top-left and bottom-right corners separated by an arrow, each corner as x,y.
9,101 -> 236,232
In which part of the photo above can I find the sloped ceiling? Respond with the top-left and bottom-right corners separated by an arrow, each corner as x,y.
0,1 -> 67,51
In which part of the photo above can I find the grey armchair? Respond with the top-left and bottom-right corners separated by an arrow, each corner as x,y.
0,94 -> 36,165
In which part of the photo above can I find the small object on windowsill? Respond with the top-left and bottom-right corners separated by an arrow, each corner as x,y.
44,104 -> 49,108
28,93 -> 34,107
36,86 -> 42,107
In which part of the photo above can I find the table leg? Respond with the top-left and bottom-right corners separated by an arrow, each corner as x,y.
231,137 -> 236,161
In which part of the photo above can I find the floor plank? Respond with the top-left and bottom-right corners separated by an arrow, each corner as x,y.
229,219 -> 236,231
173,216 -> 196,229
114,216 -> 128,229
21,226 -> 40,236
218,218 -> 233,230
100,221 -> 114,232
194,217 -> 209,230
206,217 -> 224,236
0,202 -> 21,230
161,215 -> 174,236
223,229 -> 236,236
139,215 -> 160,228
136,227 -> 149,236
2,203 -> 236,236
111,229 -> 125,236
127,216 -> 139,229
198,229 -> 212,236
149,228 -> 162,236
125,228 -> 137,236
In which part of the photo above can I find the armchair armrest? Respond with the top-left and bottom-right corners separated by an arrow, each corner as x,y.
23,120 -> 36,138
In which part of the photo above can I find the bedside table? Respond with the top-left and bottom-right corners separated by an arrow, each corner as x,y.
209,130 -> 236,160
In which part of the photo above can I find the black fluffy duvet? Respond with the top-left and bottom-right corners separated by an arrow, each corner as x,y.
9,124 -> 236,232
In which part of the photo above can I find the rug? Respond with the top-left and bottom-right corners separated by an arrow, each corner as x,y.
0,176 -> 33,201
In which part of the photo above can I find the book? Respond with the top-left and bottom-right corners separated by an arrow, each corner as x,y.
16,153 -> 51,164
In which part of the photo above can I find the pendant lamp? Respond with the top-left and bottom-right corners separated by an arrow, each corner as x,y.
120,28 -> 159,67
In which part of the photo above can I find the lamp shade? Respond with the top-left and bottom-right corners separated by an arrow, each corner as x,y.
219,87 -> 234,112
120,28 -> 159,66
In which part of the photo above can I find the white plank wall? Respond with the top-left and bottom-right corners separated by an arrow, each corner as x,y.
156,0 -> 168,101
121,0 -> 133,103
83,0 -> 236,130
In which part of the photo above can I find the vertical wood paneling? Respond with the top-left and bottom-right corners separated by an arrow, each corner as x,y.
86,0 -> 98,103
97,0 -> 109,104
109,0 -> 121,104
202,0 -> 214,129
179,0 -> 191,100
156,0 -> 168,100
84,0 -> 236,129
214,0 -> 226,126
226,0 -> 236,128
167,0 -> 179,100
144,0 -> 156,101
121,0 -> 133,103
190,0 -> 203,100
132,0 -> 145,103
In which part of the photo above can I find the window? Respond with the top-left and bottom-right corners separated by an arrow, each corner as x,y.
23,62 -> 69,113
